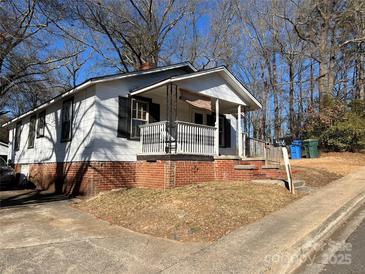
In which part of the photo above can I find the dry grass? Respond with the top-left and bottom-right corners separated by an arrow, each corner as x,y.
291,152 -> 365,187
75,182 -> 299,242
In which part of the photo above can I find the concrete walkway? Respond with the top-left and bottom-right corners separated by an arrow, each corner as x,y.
161,166 -> 365,274
0,190 -> 204,274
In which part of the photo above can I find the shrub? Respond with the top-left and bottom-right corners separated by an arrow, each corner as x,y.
303,100 -> 365,152
320,116 -> 365,152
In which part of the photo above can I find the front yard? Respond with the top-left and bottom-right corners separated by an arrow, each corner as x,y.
291,152 -> 365,188
74,182 -> 299,242
74,152 -> 365,242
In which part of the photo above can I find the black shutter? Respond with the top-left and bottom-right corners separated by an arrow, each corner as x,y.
118,96 -> 131,138
149,103 -> 160,123
224,117 -> 231,148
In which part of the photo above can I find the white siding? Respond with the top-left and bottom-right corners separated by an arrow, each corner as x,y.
9,87 -> 96,164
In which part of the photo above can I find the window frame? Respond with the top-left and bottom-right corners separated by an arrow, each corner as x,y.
60,98 -> 74,143
37,111 -> 46,138
130,98 -> 149,139
14,122 -> 22,151
28,115 -> 36,149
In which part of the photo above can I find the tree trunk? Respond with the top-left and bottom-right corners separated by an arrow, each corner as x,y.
259,68 -> 268,140
318,0 -> 335,110
355,49 -> 365,100
310,60 -> 315,108
288,60 -> 295,136
272,51 -> 281,139
297,62 -> 303,137
327,26 -> 336,99
318,34 -> 330,109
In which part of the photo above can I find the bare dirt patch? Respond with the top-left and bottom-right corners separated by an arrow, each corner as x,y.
74,182 -> 299,242
291,152 -> 365,187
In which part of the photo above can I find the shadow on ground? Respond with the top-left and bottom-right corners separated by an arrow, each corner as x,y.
0,189 -> 70,208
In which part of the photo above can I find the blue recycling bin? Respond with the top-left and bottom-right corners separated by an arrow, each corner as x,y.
290,140 -> 302,159
292,140 -> 302,146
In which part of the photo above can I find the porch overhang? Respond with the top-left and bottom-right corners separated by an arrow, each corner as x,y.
129,66 -> 262,111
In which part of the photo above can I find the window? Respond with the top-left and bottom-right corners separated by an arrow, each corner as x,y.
28,115 -> 36,148
14,122 -> 21,151
37,111 -> 46,138
61,98 -> 73,142
131,98 -> 148,138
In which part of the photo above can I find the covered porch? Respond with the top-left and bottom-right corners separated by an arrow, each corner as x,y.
129,67 -> 262,159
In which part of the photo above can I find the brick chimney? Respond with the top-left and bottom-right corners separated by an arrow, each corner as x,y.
139,61 -> 154,71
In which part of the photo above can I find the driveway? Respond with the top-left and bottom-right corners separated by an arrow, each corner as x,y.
0,190 -> 204,274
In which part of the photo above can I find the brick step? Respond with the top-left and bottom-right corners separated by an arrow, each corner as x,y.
234,164 -> 258,170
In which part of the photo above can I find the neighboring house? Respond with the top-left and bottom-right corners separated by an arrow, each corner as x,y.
0,142 -> 8,162
3,62 -> 283,195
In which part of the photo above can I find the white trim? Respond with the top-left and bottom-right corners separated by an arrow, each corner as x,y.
130,67 -> 262,110
3,62 -> 196,128
215,99 -> 220,155
220,67 -> 262,109
130,68 -> 225,96
238,105 -> 243,157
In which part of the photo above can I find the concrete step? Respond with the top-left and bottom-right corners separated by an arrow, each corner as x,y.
262,164 -> 280,169
234,164 -> 258,170
295,185 -> 312,193
251,179 -> 311,193
251,179 -> 285,187
293,180 -> 305,188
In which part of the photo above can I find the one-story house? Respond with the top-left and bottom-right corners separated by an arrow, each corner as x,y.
3,62 -> 283,195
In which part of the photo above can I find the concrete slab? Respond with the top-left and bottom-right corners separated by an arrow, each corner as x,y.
0,192 -> 205,274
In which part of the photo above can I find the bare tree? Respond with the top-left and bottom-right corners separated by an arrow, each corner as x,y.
68,0 -> 191,71
0,0 -> 80,115
278,0 -> 365,108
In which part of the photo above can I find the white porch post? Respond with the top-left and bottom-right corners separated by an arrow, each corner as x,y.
238,105 -> 243,157
242,107 -> 246,158
215,98 -> 220,155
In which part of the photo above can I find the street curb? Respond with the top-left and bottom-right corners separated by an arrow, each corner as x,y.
278,190 -> 365,274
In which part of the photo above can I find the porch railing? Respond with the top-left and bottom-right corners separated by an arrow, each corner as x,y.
245,136 -> 283,164
140,121 -> 216,155
140,121 -> 168,155
176,121 -> 216,155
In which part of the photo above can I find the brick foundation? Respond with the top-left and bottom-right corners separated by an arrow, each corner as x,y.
16,159 -> 285,195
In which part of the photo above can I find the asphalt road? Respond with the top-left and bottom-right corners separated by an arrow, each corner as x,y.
299,203 -> 365,274
320,216 -> 365,273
